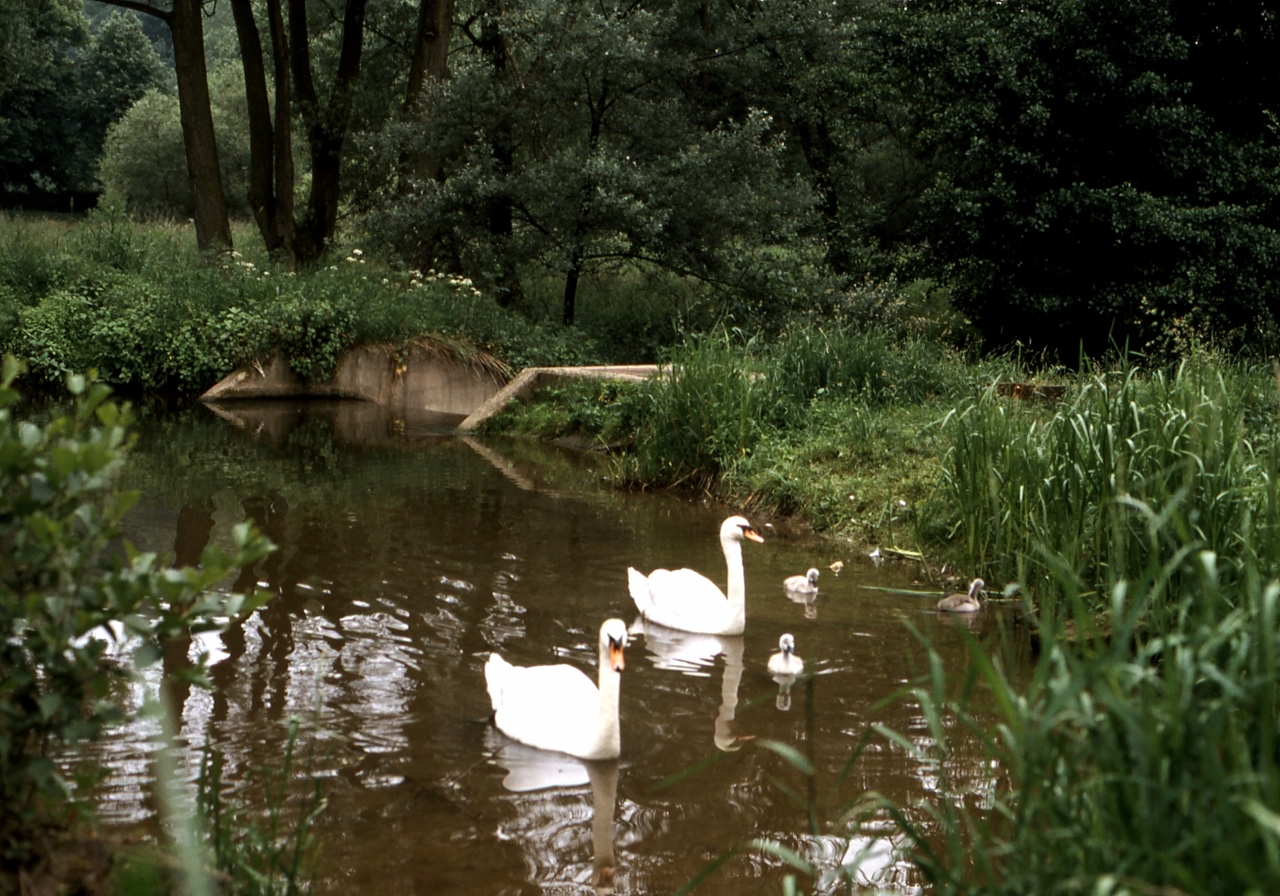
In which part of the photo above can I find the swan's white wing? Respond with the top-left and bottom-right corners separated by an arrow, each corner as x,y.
486,657 -> 601,756
640,567 -> 732,631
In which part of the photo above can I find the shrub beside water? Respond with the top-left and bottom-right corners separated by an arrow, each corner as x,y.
0,210 -> 601,393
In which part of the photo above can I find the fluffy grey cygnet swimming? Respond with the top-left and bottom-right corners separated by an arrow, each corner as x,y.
937,578 -> 985,613
783,568 -> 819,593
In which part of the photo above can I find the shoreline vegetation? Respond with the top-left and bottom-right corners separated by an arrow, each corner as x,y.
5,211 -> 1280,893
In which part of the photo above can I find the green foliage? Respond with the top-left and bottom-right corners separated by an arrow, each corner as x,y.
0,216 -> 602,392
865,0 -> 1280,357
99,62 -> 253,219
0,0 -> 86,199
872,541 -> 1280,896
942,354 -> 1280,620
0,358 -> 274,865
73,11 -> 166,185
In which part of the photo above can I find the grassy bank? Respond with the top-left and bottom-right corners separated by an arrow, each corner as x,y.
0,210 -> 614,394
485,340 -> 1280,612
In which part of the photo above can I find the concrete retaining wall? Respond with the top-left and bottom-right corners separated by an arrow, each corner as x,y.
201,345 -> 507,416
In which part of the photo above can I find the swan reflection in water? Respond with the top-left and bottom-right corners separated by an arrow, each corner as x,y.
629,618 -> 746,751
489,732 -> 621,893
786,587 -> 818,620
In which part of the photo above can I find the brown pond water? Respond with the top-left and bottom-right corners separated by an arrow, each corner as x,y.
102,400 -> 1028,895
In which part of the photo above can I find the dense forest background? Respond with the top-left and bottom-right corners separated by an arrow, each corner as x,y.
2,0 -> 1277,358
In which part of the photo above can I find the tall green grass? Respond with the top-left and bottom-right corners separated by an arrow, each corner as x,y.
868,526 -> 1280,896
943,355 -> 1280,620
626,327 -> 976,489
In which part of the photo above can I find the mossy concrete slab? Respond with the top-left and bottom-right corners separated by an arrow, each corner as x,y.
455,365 -> 658,432
201,344 -> 507,416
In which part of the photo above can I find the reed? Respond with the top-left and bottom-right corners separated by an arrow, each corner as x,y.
942,354 -> 1280,619
867,528 -> 1280,895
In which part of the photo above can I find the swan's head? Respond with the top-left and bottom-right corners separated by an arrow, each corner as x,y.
600,618 -> 628,672
779,633 -> 796,655
720,515 -> 765,544
806,568 -> 820,586
969,578 -> 986,599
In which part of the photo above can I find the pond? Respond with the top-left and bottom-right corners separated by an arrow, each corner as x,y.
102,399 -> 1026,895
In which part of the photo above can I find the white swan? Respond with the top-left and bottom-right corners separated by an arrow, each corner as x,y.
937,578 -> 985,613
767,633 -> 804,676
784,568 -> 820,593
627,515 -> 764,635
484,619 -> 628,760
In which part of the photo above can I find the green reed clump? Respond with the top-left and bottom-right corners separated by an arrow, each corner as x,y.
869,523 -> 1280,896
943,355 -> 1280,618
631,333 -> 773,487
194,720 -> 326,896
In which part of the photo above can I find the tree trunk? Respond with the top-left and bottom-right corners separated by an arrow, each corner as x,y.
563,264 -> 580,326
230,0 -> 281,255
289,0 -> 368,265
795,115 -> 851,276
478,8 -> 523,306
267,0 -> 297,260
172,0 -> 232,249
97,0 -> 231,251
404,0 -> 454,183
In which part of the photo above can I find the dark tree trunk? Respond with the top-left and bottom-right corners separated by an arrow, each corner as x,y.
563,265 -> 580,326
98,0 -> 231,251
402,0 -> 455,271
171,0 -> 232,250
477,8 -> 523,306
289,0 -> 368,265
404,0 -> 454,183
795,116 -> 851,276
267,0 -> 298,259
229,0 -> 282,255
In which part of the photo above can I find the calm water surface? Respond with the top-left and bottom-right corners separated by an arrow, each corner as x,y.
103,400 -> 1026,895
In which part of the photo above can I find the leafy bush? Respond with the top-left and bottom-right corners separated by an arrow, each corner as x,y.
0,358 -> 273,867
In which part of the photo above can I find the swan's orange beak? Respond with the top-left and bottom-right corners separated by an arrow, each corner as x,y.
744,527 -> 764,544
609,638 -> 626,672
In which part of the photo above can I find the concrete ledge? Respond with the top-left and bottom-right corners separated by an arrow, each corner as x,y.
455,365 -> 659,432
201,344 -> 507,417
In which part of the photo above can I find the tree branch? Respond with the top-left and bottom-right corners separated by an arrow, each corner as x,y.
95,0 -> 172,23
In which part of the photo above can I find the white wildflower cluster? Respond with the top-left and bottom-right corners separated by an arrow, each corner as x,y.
346,248 -> 366,264
220,249 -> 262,276
406,268 -> 482,296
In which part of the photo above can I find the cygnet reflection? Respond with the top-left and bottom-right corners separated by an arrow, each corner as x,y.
629,618 -> 746,751
787,588 -> 818,619
768,633 -> 805,711
489,735 -> 621,893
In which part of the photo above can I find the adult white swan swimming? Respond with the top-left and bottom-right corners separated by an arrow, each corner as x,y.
627,515 -> 764,635
484,619 -> 628,760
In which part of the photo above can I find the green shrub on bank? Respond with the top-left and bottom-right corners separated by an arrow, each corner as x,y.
0,210 -> 601,392
0,359 -> 274,868
869,532 -> 1280,895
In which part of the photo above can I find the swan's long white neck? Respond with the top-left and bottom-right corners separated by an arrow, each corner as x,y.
592,643 -> 623,758
721,532 -> 747,630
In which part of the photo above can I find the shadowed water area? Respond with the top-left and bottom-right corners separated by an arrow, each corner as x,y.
101,400 -> 1030,894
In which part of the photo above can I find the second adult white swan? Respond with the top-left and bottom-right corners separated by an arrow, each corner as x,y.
484,619 -> 628,760
627,516 -> 764,635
